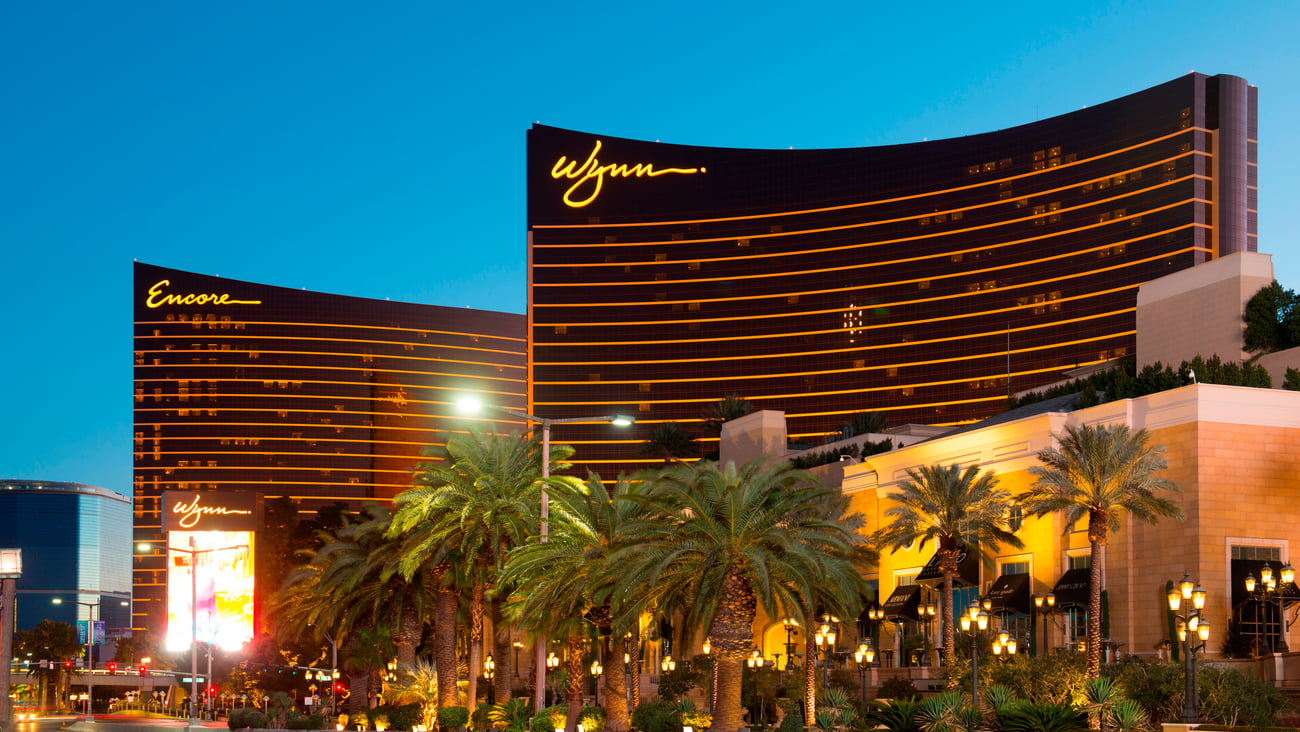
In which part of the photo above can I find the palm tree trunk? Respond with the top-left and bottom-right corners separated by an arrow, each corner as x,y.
493,598 -> 512,703
803,633 -> 816,726
628,625 -> 641,711
709,569 -> 757,732
468,583 -> 484,708
1087,510 -> 1107,678
942,571 -> 956,676
564,636 -> 585,732
396,598 -> 422,668
603,634 -> 629,732
435,585 -> 460,708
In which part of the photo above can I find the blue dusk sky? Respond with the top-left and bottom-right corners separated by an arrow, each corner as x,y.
3,1 -> 1298,496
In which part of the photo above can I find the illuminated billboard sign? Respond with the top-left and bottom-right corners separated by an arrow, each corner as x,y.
164,492 -> 258,652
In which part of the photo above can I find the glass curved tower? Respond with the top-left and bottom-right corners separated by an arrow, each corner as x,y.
526,73 -> 1256,473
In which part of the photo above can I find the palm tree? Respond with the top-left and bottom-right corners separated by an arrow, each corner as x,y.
1019,423 -> 1183,677
612,457 -> 867,732
701,394 -> 754,433
390,428 -> 561,707
640,422 -> 699,463
274,505 -> 430,708
384,659 -> 440,729
501,472 -> 649,732
872,463 -> 1023,673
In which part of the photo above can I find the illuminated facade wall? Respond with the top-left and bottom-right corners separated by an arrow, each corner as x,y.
133,262 -> 527,633
527,73 -> 1257,475
720,384 -> 1300,664
0,480 -> 132,632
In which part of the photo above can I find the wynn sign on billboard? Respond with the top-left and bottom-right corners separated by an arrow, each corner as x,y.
163,492 -> 258,651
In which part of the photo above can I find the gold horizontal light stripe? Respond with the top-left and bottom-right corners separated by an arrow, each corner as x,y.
133,320 -> 526,343
135,361 -> 526,382
133,377 -> 521,392
134,339 -> 525,362
145,465 -> 418,476
536,328 -> 1128,386
535,246 -> 1199,346
535,163 -> 1200,256
533,358 -> 1112,414
535,192 -> 1201,289
533,128 -> 1204,229
538,297 -> 1133,366
536,224 -> 1193,326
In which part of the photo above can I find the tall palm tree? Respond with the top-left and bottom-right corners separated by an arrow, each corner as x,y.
612,457 -> 867,732
501,472 -> 649,732
701,394 -> 754,433
1019,423 -> 1183,677
274,505 -> 431,707
872,463 -> 1023,673
390,428 -> 563,707
640,422 -> 699,463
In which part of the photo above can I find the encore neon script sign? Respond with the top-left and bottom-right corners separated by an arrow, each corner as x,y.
145,279 -> 262,309
551,140 -> 704,208
171,494 -> 254,529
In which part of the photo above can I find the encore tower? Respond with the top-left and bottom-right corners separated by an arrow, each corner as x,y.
527,72 -> 1256,475
132,262 -> 526,633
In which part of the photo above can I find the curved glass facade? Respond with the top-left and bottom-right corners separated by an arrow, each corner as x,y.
0,480 -> 132,632
526,73 -> 1257,475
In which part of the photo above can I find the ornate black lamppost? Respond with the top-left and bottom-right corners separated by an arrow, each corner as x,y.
781,618 -> 799,671
958,599 -> 989,707
1031,592 -> 1058,656
1244,561 -> 1294,653
853,641 -> 875,708
813,615 -> 838,689
1168,573 -> 1210,724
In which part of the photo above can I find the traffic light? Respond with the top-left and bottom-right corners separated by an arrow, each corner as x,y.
138,664 -> 147,675
208,686 -> 217,696
63,660 -> 72,670
107,662 -> 117,674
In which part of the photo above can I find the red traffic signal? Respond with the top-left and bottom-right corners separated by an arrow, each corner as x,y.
138,664 -> 147,675
208,686 -> 217,695
108,662 -> 117,674
63,660 -> 72,670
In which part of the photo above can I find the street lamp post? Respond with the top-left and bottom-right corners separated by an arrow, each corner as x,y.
813,615 -> 838,690
958,599 -> 989,708
1031,593 -> 1057,656
918,600 -> 938,666
781,618 -> 799,671
138,538 -> 247,730
1168,573 -> 1211,724
0,549 -> 23,732
1244,561 -> 1294,654
990,632 -> 1019,659
853,641 -> 875,709
51,596 -> 129,723
484,655 -> 496,704
457,396 -> 633,713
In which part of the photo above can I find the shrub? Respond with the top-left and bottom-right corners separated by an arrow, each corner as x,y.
631,701 -> 677,732
286,711 -> 326,730
440,706 -> 471,730
776,711 -> 803,732
579,706 -> 607,732
874,675 -> 920,701
228,707 -> 269,729
470,702 -> 492,731
995,700 -> 1087,732
862,698 -> 921,732
1198,664 -> 1291,727
528,705 -> 566,732
354,710 -> 370,730
489,699 -> 534,732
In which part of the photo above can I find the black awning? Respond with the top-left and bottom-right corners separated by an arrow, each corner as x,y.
1230,559 -> 1300,608
1052,567 -> 1092,608
881,585 -> 922,621
986,573 -> 1032,615
915,544 -> 980,588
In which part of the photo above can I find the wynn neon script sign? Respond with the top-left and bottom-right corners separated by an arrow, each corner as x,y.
551,140 -> 704,208
145,280 -> 262,309
171,495 -> 253,529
